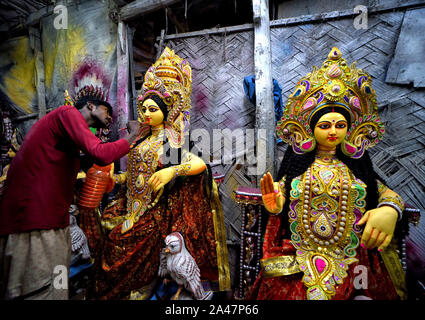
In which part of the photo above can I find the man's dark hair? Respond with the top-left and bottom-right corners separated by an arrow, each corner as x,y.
74,95 -> 113,117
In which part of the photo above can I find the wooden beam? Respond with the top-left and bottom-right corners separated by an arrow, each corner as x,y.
271,0 -> 425,27
26,5 -> 53,26
253,0 -> 274,178
157,0 -> 425,41
157,23 -> 254,41
119,0 -> 180,22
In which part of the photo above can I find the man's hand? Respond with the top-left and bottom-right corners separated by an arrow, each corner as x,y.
357,206 -> 398,251
124,120 -> 142,145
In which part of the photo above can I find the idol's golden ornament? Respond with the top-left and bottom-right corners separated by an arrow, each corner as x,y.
277,47 -> 385,158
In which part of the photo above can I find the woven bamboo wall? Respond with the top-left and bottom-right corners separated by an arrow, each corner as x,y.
161,9 -> 425,289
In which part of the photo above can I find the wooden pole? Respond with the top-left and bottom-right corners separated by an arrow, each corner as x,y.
154,29 -> 166,59
252,0 -> 274,179
127,25 -> 138,121
117,21 -> 130,171
119,0 -> 180,21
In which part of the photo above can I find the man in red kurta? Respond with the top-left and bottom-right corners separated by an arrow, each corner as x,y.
0,94 -> 141,300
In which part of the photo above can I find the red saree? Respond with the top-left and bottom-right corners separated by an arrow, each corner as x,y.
80,171 -> 229,299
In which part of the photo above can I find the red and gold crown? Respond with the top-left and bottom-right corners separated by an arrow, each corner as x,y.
277,47 -> 385,158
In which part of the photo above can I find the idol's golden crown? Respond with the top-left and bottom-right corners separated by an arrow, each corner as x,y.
277,47 -> 385,158
138,47 -> 193,148
151,47 -> 192,91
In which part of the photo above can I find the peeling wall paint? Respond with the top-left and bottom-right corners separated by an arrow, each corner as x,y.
41,1 -> 118,111
0,36 -> 36,115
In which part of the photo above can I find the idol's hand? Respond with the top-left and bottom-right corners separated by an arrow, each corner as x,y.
260,172 -> 284,214
106,162 -> 115,192
147,168 -> 174,192
357,206 -> 398,251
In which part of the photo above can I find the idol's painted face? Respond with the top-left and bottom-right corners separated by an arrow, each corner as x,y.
314,112 -> 348,149
140,99 -> 164,127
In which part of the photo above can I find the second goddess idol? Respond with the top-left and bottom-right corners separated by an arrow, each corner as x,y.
248,47 -> 406,300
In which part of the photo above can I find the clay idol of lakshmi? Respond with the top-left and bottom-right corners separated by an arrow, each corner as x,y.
80,48 -> 230,300
247,47 -> 406,300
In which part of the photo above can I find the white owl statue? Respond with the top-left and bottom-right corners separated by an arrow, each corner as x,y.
158,232 -> 212,300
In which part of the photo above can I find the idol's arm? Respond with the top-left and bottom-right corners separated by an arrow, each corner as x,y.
376,180 -> 405,220
113,171 -> 128,184
147,152 -> 206,192
357,180 -> 404,251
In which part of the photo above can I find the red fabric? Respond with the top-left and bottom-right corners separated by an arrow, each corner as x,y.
0,106 -> 130,235
247,214 -> 399,300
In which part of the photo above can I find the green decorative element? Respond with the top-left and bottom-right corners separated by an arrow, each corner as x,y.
354,183 -> 366,208
290,221 -> 301,242
290,178 -> 301,199
344,231 -> 359,257
89,127 -> 96,135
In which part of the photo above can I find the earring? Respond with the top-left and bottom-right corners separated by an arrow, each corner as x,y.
341,139 -> 368,159
341,139 -> 357,157
291,137 -> 316,154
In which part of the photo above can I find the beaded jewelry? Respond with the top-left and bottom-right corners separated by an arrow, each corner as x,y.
172,163 -> 192,177
288,157 -> 364,300
378,195 -> 405,220
122,131 -> 165,234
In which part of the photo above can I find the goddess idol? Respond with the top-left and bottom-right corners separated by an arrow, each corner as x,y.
80,48 -> 230,300
248,47 -> 406,300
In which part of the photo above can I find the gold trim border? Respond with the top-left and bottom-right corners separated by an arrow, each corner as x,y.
261,255 -> 301,278
211,179 -> 231,291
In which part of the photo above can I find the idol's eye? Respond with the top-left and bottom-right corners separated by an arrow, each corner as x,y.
317,123 -> 331,129
141,107 -> 147,113
149,107 -> 159,113
335,122 -> 347,129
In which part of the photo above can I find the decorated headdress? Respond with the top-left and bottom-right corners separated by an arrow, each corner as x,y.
138,47 -> 192,148
64,60 -> 112,142
64,59 -> 111,109
277,47 -> 385,159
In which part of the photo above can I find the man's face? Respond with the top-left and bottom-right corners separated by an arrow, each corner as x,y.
90,104 -> 112,128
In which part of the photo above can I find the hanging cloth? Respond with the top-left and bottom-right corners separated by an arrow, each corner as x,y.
243,75 -> 284,142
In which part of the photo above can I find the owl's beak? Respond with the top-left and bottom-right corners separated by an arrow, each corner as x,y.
164,248 -> 170,253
